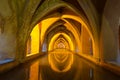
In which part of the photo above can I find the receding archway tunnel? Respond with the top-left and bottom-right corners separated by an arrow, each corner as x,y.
0,0 -> 98,74
1,0 -> 120,79
26,12 -> 94,57
12,0 -> 99,63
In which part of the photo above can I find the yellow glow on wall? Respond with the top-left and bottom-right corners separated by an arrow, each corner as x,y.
41,17 -> 59,44
54,38 -> 70,49
62,14 -> 95,54
61,14 -> 94,41
64,21 -> 81,52
39,13 -> 95,54
30,24 -> 39,54
48,33 -> 74,51
56,42 -> 66,48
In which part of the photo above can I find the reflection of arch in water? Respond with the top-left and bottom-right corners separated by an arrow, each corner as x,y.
48,49 -> 74,72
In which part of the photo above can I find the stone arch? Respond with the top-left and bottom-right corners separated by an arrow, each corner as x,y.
48,32 -> 74,51
43,24 -> 77,52
16,0 -> 99,62
54,37 -> 70,49
41,19 -> 80,53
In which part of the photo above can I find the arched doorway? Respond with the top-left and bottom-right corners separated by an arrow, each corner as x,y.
26,24 -> 40,56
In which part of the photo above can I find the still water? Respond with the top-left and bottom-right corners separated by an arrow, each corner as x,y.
0,49 -> 120,80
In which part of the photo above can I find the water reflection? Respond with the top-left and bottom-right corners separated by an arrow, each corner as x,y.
0,50 -> 120,80
29,61 -> 39,80
48,49 -> 73,72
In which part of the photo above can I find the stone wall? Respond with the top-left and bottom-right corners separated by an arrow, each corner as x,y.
101,0 -> 120,62
0,0 -> 17,60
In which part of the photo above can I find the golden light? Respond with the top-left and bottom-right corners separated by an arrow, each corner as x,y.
39,13 -> 94,54
27,24 -> 39,56
48,49 -> 74,72
40,17 -> 60,44
48,32 -> 74,51
29,61 -> 39,80
61,14 -> 94,41
54,37 -> 70,49
27,13 -> 95,57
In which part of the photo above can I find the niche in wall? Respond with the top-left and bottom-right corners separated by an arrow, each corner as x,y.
26,24 -> 40,56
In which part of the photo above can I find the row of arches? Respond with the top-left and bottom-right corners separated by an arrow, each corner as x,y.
25,13 -> 94,58
8,0 -> 99,63
1,0 -> 120,68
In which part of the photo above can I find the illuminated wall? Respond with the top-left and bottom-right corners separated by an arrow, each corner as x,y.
63,20 -> 81,52
54,37 -> 70,49
40,17 -> 59,45
27,13 -> 94,57
25,5 -> 96,62
39,14 -> 94,54
48,33 -> 74,52
81,26 -> 93,55
27,24 -> 40,56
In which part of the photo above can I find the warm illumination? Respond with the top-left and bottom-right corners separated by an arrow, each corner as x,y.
57,42 -> 66,48
37,13 -> 95,55
48,49 -> 73,72
48,33 -> 74,51
54,37 -> 70,49
41,17 -> 60,44
31,24 -> 39,54
27,24 -> 40,56
29,61 -> 39,80
39,14 -> 93,53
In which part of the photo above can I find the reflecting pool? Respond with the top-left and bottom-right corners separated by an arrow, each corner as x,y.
0,49 -> 120,80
